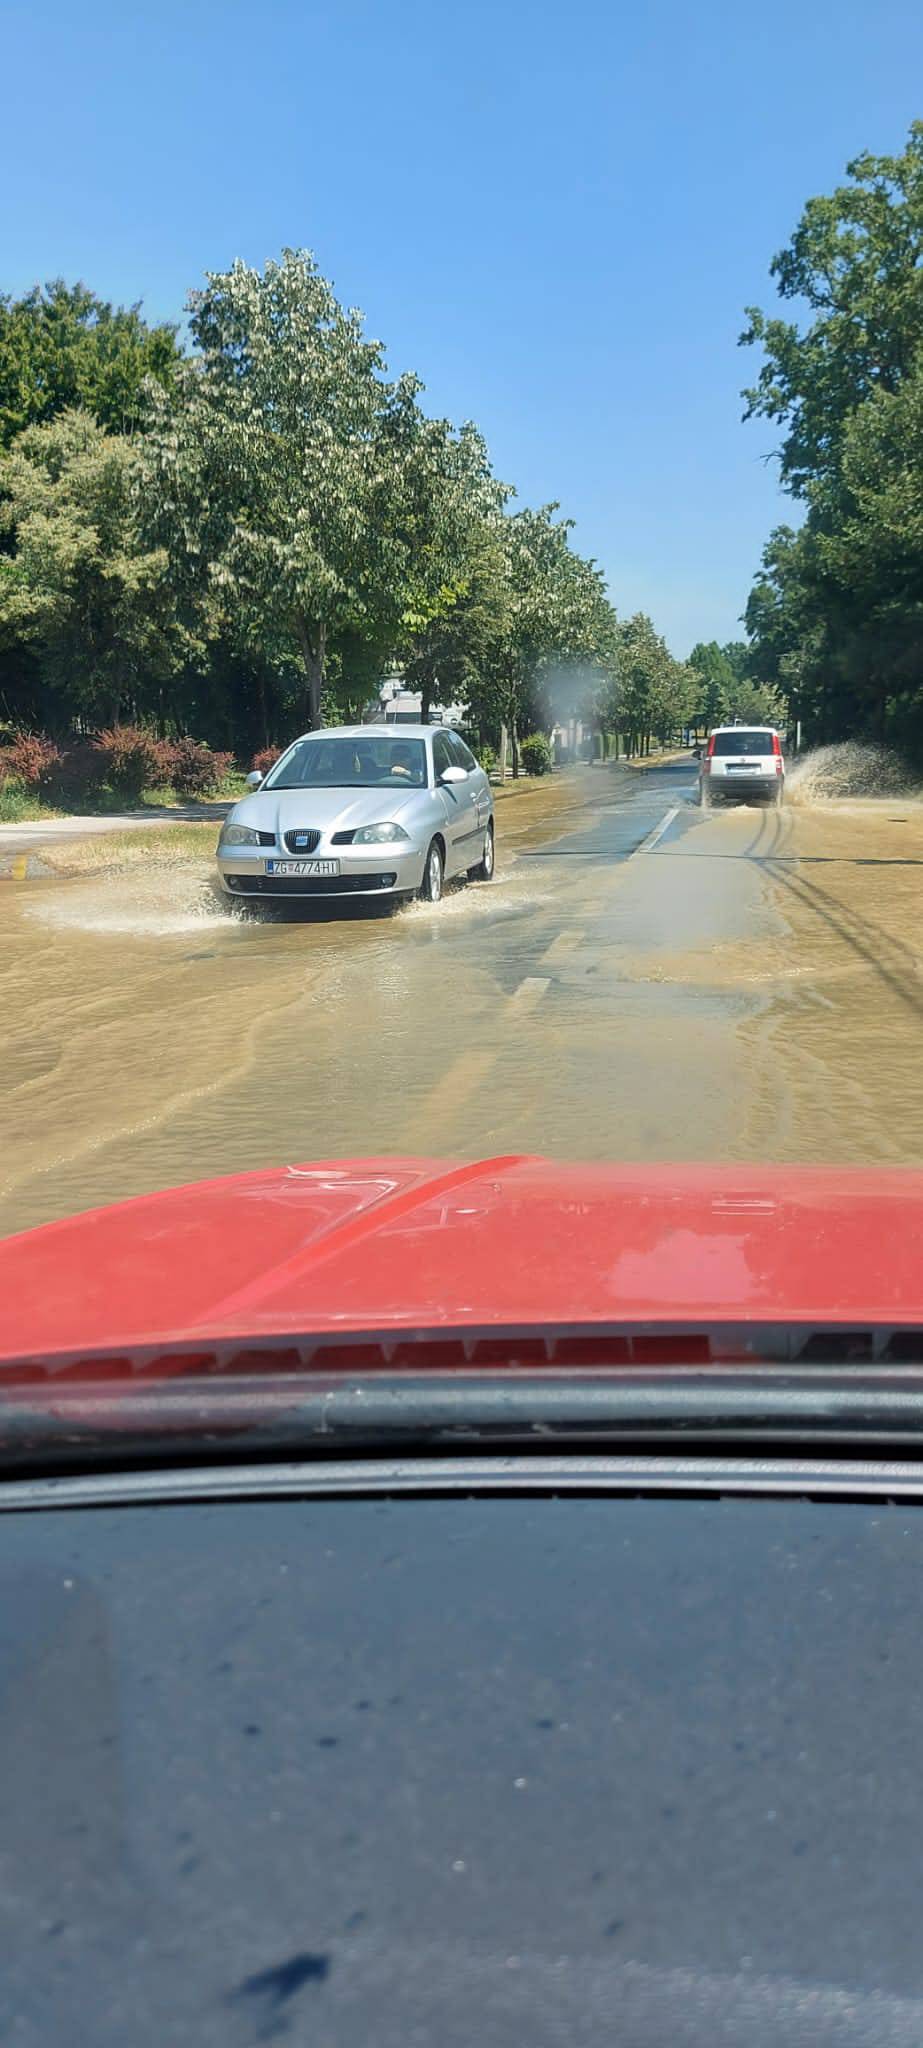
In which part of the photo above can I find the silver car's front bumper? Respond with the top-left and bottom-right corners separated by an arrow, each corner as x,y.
216,844 -> 428,900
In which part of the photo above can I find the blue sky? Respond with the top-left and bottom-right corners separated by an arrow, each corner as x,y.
4,0 -> 921,651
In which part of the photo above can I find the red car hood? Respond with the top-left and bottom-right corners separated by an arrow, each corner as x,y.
2,1156 -> 923,1364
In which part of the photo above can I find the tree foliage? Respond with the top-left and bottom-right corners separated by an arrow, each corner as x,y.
463,505 -> 620,768
743,124 -> 923,757
741,124 -> 923,496
142,250 -> 461,730
0,250 -> 696,764
0,280 -> 180,447
0,409 -> 189,728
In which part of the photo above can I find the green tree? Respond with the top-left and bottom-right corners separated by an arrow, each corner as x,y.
465,506 -> 617,773
688,639 -> 787,730
615,614 -> 675,753
0,409 -> 189,728
396,419 -> 507,724
401,526 -> 507,729
0,281 -> 180,447
741,124 -> 923,495
688,640 -> 734,729
743,125 -> 923,756
142,250 -> 435,729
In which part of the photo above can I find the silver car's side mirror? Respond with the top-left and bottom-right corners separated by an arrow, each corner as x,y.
439,764 -> 467,786
245,770 -> 264,790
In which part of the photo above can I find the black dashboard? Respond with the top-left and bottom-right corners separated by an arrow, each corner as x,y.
2,1478 -> 921,2045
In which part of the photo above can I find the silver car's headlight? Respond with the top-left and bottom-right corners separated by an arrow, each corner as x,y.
352,822 -> 411,844
220,823 -> 261,847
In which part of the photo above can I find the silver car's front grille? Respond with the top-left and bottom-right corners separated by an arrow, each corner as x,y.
282,828 -> 321,854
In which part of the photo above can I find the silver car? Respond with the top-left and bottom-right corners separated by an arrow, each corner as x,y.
216,724 -> 495,907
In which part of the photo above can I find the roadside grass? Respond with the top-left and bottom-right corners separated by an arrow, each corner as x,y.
43,823 -> 220,876
621,747 -> 691,771
1,771 -> 243,821
491,774 -> 544,799
139,770 -> 247,807
0,779 -> 63,823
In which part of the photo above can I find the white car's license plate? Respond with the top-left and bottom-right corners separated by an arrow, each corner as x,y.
266,859 -> 340,876
727,762 -> 759,771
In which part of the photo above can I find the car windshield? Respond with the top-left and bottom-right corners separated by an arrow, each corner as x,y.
711,730 -> 775,756
1,21 -> 921,1426
4,25 -> 923,2048
265,736 -> 427,788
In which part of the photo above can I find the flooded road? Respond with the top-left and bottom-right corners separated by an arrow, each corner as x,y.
2,760 -> 923,1237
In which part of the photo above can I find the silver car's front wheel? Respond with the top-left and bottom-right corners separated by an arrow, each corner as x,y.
420,839 -> 444,904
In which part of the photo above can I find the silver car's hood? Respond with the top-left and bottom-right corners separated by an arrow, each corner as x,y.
229,785 -> 424,837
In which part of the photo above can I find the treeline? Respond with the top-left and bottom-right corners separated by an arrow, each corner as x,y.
2,255 -> 727,774
742,122 -> 923,759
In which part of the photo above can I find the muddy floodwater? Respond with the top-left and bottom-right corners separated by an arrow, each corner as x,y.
2,759 -> 923,1236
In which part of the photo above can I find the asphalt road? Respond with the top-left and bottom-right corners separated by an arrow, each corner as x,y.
3,756 -> 922,1236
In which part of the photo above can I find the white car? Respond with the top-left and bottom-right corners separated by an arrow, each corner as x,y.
699,725 -> 785,807
216,724 -> 495,907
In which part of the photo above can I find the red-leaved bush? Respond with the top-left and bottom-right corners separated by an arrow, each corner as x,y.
161,737 -> 235,797
93,726 -> 164,799
251,746 -> 282,777
0,732 -> 63,789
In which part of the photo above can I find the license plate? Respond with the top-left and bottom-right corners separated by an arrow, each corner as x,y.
727,762 -> 760,772
266,859 -> 340,876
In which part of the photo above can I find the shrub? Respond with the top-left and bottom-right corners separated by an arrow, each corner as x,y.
49,739 -> 106,806
519,732 -> 553,777
476,742 -> 497,776
252,745 -> 282,778
93,725 -> 163,800
161,737 -> 235,797
0,778 -> 33,821
0,731 -> 63,790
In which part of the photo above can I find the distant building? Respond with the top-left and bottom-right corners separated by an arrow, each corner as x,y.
551,716 -> 595,762
364,674 -> 468,728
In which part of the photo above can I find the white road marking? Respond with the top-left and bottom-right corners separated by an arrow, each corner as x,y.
410,1047 -> 497,1131
504,976 -> 550,1016
539,929 -> 586,963
633,805 -> 680,856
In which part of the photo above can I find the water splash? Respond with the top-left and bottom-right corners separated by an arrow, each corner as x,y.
397,879 -> 550,927
787,742 -> 914,804
28,867 -> 246,938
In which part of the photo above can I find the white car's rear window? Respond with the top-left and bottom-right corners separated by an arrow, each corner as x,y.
712,731 -> 775,756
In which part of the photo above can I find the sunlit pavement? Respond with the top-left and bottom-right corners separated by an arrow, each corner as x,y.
2,760 -> 923,1237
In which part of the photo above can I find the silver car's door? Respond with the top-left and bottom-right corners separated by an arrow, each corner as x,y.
432,731 -> 477,875
449,733 -> 492,866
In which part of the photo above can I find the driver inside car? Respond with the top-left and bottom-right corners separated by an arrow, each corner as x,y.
390,743 -> 419,782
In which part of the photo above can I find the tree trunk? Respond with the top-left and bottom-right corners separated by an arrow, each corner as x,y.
420,673 -> 434,727
295,617 -> 326,729
510,709 -> 520,778
258,670 -> 269,749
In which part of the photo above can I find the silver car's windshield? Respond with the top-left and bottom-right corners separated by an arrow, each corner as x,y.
265,736 -> 428,789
